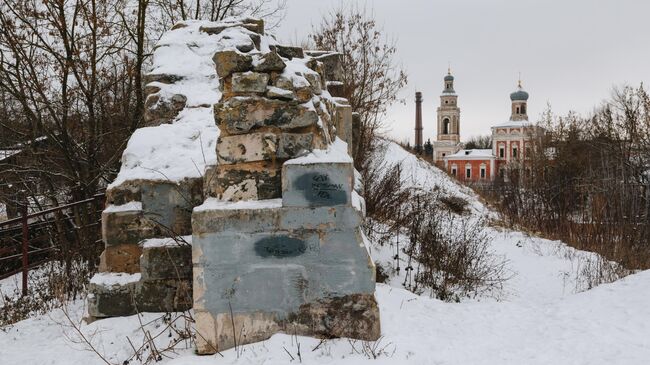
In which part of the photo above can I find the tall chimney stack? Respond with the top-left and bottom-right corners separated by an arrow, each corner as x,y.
415,91 -> 423,153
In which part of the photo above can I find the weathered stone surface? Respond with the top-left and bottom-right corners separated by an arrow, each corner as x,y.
295,87 -> 313,103
213,51 -> 253,78
140,242 -> 192,280
231,72 -> 269,93
205,164 -> 282,200
305,52 -> 343,82
282,162 -> 354,208
254,52 -> 286,72
88,275 -> 191,318
99,244 -> 143,274
102,208 -> 151,246
326,81 -> 345,97
214,97 -> 319,135
277,133 -> 313,159
193,159 -> 377,354
136,278 -> 192,312
193,203 -> 281,234
88,277 -> 138,318
217,132 -> 277,165
270,45 -> 304,59
144,73 -> 183,85
144,93 -> 187,126
334,104 -> 354,155
274,76 -> 294,91
106,178 -> 203,238
266,86 -> 295,101
304,72 -> 322,95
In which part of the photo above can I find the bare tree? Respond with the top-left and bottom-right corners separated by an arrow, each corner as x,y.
310,5 -> 408,169
0,0 -> 139,273
464,135 -> 492,150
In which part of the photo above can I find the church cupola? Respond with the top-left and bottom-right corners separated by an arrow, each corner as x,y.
443,68 -> 455,94
510,79 -> 529,121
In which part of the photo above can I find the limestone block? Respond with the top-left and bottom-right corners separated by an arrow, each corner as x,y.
102,206 -> 148,246
295,87 -> 313,103
284,293 -> 380,342
254,52 -> 286,72
205,163 -> 282,200
199,18 -> 264,36
195,263 -> 310,313
143,73 -> 183,85
217,132 -> 277,165
282,162 -> 354,207
195,230 -> 320,268
305,52 -> 343,82
327,81 -> 345,97
99,244 -> 143,274
213,50 -> 253,78
231,71 -> 269,93
274,76 -> 294,91
277,133 -> 313,159
88,273 -> 191,318
266,86 -> 295,101
304,72 -> 322,95
214,97 -> 319,135
107,178 -> 203,237
334,104 -> 354,155
270,45 -> 304,59
88,274 -> 139,318
140,241 -> 192,280
136,278 -> 192,312
279,205 -> 362,231
192,200 -> 282,234
144,93 -> 186,126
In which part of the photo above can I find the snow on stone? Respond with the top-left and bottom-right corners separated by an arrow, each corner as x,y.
141,236 -> 192,248
284,138 -> 352,165
102,201 -> 142,213
110,107 -> 218,187
194,197 -> 283,212
89,272 -> 141,287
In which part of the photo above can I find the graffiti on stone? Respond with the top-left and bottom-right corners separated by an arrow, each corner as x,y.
254,236 -> 306,258
295,172 -> 347,206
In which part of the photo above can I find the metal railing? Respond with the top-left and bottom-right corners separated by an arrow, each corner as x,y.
0,193 -> 105,295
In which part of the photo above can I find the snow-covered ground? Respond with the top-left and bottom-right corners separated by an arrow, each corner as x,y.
2,141 -> 649,364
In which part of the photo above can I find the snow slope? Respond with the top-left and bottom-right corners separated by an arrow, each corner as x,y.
2,141 -> 649,365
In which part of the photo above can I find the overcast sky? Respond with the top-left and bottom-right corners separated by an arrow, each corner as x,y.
274,0 -> 650,143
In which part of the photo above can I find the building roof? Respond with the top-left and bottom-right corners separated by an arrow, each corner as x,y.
444,149 -> 496,160
492,120 -> 534,128
510,85 -> 529,101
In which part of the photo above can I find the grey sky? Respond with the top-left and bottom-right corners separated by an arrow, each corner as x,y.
275,0 -> 650,143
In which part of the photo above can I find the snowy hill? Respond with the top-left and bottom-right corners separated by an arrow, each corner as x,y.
2,141 -> 649,365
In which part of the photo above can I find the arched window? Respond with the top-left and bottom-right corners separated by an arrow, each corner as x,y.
516,106 -> 520,114
443,118 -> 450,134
521,105 -> 526,114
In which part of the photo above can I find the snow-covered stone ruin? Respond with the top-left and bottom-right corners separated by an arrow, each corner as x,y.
88,17 -> 380,354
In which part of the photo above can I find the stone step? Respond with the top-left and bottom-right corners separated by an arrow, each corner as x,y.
140,237 -> 193,281
88,273 -> 192,319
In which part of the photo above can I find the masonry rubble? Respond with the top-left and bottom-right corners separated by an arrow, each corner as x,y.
88,17 -> 378,354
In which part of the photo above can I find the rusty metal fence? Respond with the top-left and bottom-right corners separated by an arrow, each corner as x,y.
0,193 -> 105,295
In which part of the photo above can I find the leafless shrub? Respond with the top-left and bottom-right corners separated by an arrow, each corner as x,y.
439,195 -> 469,215
1,261 -> 90,327
347,336 -> 395,359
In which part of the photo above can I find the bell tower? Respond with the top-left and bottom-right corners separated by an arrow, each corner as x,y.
510,78 -> 529,121
432,68 -> 462,163
436,68 -> 461,144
